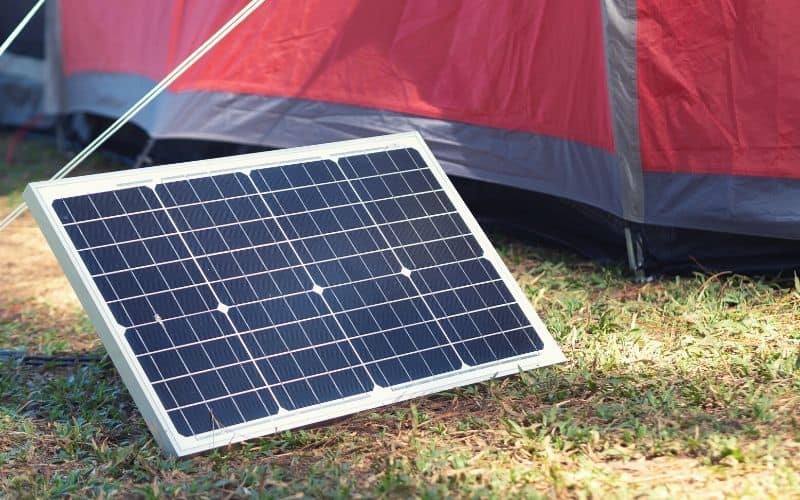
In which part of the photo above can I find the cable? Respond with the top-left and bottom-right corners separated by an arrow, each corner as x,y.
0,0 -> 268,232
0,350 -> 102,366
0,0 -> 46,58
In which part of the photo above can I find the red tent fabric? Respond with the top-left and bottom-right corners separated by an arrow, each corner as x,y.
48,0 -> 800,240
639,0 -> 800,179
62,1 -> 614,151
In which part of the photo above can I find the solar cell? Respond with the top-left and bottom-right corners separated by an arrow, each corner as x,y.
25,132 -> 564,455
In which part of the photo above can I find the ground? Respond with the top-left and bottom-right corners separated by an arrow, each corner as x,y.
1,133 -> 799,498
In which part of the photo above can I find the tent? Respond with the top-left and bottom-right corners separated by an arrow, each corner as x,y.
3,0 -> 799,274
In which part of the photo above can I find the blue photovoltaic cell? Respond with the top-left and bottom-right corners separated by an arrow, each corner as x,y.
51,148 -> 544,437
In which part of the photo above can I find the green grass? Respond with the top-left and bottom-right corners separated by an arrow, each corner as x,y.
1,134 -> 799,498
0,133 -> 115,210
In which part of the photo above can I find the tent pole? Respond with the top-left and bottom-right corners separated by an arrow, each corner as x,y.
0,0 -> 267,232
0,0 -> 46,58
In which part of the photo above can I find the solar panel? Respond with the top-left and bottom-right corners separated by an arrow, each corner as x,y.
24,132 -> 564,456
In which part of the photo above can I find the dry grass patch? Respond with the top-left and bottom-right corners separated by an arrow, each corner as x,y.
0,213 -> 80,311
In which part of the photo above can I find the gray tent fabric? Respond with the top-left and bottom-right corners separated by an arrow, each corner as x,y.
644,173 -> 800,241
0,53 -> 44,126
59,72 -> 626,218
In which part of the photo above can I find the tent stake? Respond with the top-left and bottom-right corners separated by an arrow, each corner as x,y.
133,138 -> 156,169
624,224 -> 647,282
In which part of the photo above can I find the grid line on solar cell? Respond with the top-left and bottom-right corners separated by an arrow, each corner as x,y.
358,153 -> 530,361
138,300 -> 523,387
124,259 -> 515,366
250,154 -> 450,408
253,158 -> 461,384
104,252 -> 488,335
129,267 -> 509,357
83,210 -> 462,280
330,154 -> 469,370
340,152 -> 519,366
208,170 -> 373,402
108,186 -> 281,433
59,189 -> 274,434
158,324 -> 536,413
99,227 -> 469,307
52,163 -> 431,226
250,161 -> 419,390
51,147 -> 545,437
58,195 -> 197,425
156,171 -> 349,419
62,185 -> 445,253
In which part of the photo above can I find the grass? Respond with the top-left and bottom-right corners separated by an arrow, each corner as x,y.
1,133 -> 799,498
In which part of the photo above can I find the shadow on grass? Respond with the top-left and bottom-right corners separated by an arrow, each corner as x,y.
1,349 -> 795,457
0,319 -> 797,498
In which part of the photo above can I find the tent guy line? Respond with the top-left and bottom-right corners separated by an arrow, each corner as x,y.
0,0 -> 45,58
0,0 -> 268,233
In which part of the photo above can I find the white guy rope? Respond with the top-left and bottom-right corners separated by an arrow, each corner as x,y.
0,0 -> 46,58
0,0 -> 267,232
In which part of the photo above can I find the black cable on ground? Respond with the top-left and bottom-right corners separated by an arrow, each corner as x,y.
0,350 -> 102,366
